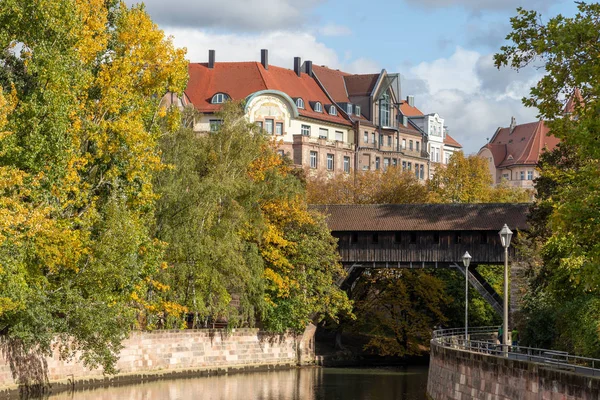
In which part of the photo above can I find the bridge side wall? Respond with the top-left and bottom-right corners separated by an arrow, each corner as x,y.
427,341 -> 600,400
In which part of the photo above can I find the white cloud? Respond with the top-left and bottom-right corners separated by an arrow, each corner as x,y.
318,23 -> 352,37
165,28 -> 378,73
402,47 -> 540,155
129,0 -> 324,31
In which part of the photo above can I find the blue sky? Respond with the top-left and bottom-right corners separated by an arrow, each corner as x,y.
130,0 -> 581,153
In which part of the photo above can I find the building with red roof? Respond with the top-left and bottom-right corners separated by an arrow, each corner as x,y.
478,117 -> 559,189
311,65 -> 430,180
181,50 -> 355,176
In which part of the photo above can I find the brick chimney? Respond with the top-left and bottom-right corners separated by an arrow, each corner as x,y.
208,49 -> 215,69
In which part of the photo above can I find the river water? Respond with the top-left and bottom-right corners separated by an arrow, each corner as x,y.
44,366 -> 428,400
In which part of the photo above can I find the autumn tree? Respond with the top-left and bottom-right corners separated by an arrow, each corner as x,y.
307,167 -> 429,205
0,0 -> 187,383
351,270 -> 449,356
495,2 -> 600,356
154,103 -> 352,333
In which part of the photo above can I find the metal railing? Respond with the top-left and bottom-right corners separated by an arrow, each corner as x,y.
433,327 -> 600,377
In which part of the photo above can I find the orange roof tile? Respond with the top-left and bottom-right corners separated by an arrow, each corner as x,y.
485,121 -> 559,168
399,100 -> 424,117
444,134 -> 462,148
185,62 -> 351,126
311,65 -> 351,103
343,74 -> 379,97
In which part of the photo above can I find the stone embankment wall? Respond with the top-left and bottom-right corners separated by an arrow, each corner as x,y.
0,326 -> 315,396
427,341 -> 600,400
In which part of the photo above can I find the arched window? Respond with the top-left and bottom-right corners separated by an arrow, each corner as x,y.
314,102 -> 322,113
211,93 -> 228,104
296,98 -> 304,109
329,106 -> 337,116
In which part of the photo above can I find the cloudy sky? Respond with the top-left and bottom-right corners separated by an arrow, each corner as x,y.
129,0 -> 578,154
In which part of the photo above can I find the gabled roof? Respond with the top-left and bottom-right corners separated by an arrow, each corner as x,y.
399,100 -> 424,116
481,120 -> 559,168
311,65 -> 351,103
310,203 -> 529,232
344,74 -> 380,97
185,62 -> 351,126
444,134 -> 462,148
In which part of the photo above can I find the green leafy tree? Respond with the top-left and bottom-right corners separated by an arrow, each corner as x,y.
0,0 -> 187,385
495,2 -> 600,356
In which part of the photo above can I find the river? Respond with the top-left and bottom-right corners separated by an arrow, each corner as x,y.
41,366 -> 428,400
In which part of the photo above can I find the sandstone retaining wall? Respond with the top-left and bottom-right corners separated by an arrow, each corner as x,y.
427,341 -> 600,400
0,326 -> 315,397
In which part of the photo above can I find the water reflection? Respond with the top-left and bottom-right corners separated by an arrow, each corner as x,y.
45,367 -> 428,400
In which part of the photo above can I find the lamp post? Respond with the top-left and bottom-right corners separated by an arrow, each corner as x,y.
462,251 -> 472,343
498,224 -> 513,355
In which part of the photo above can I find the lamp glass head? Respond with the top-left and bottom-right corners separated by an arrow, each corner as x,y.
462,251 -> 472,268
498,224 -> 513,248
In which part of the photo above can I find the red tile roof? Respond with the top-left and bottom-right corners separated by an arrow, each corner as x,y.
444,134 -> 462,148
482,120 -> 559,168
185,62 -> 351,126
344,74 -> 379,97
399,100 -> 424,117
310,203 -> 529,232
311,65 -> 351,103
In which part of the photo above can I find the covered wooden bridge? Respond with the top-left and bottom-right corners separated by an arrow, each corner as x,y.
311,203 -> 529,315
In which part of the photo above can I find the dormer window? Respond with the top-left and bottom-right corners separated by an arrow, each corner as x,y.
355,105 -> 361,117
346,103 -> 353,115
211,93 -> 229,104
296,98 -> 304,109
328,105 -> 337,116
314,102 -> 322,113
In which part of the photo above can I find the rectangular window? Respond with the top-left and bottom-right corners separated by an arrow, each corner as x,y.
343,156 -> 350,173
416,141 -> 420,152
319,128 -> 328,139
408,162 -> 412,171
402,139 -> 406,149
327,153 -> 334,170
310,151 -> 317,169
209,119 -> 222,132
355,105 -> 361,117
255,121 -> 263,130
371,133 -> 376,144
392,158 -> 397,166
387,135 -> 392,146
455,232 -> 462,244
527,170 -> 534,180
275,122 -> 283,135
347,104 -> 353,115
415,164 -> 420,178
444,153 -> 450,164
384,158 -> 390,169
375,157 -> 380,170
520,171 -> 525,180
409,140 -> 413,151
363,131 -> 368,143
335,131 -> 343,141
265,119 -> 274,134
502,173 -> 509,180
480,232 -> 488,244
301,124 -> 311,136
402,161 -> 406,171
420,164 -> 424,180
277,150 -> 285,157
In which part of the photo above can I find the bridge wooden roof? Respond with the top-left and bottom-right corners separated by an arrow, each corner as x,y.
310,203 -> 529,232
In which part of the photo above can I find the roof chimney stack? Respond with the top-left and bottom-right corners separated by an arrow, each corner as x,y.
305,60 -> 313,77
406,95 -> 415,107
261,49 -> 269,70
208,49 -> 215,69
294,57 -> 302,77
